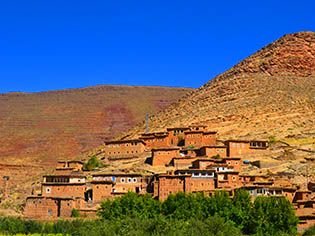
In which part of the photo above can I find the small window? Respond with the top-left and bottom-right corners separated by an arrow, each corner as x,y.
46,187 -> 51,194
121,178 -> 126,183
133,178 -> 137,183
128,178 -> 132,183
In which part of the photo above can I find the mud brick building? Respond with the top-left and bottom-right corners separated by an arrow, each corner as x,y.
223,157 -> 242,171
175,169 -> 216,193
56,160 -> 84,172
171,157 -> 196,169
91,173 -> 148,201
199,145 -> 227,158
24,196 -> 85,219
139,132 -> 170,149
154,174 -> 188,201
41,173 -> 86,198
216,171 -> 241,189
151,147 -> 180,166
184,130 -> 217,147
166,127 -> 190,146
103,139 -> 146,158
191,158 -> 217,169
225,140 -> 268,157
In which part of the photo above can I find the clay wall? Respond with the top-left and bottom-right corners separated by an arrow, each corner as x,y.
103,140 -> 145,157
200,146 -> 227,158
152,148 -> 180,166
42,184 -> 86,198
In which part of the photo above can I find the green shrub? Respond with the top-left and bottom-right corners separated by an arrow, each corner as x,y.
83,156 -> 103,171
71,208 -> 80,218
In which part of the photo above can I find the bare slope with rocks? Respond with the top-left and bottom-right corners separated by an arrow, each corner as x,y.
126,32 -> 315,140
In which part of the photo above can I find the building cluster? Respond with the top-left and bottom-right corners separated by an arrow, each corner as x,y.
23,125 -> 314,229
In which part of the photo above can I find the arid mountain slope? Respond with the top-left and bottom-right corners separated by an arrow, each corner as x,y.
0,86 -> 191,206
0,86 -> 191,165
126,32 -> 315,139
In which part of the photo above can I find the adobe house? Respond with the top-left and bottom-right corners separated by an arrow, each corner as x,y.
199,146 -> 227,158
216,171 -> 241,189
24,196 -> 83,219
90,178 -> 114,203
139,132 -> 170,149
56,160 -> 84,172
103,139 -> 146,158
180,147 -> 201,157
239,174 -> 271,185
166,127 -> 190,146
241,185 -> 297,201
191,158 -> 217,170
171,157 -> 196,169
207,162 -> 235,172
184,130 -> 202,147
222,157 -> 242,171
155,174 -> 188,201
184,130 -> 217,147
41,173 -> 86,199
225,140 -> 268,157
91,173 -> 146,198
151,147 -> 180,166
175,169 -> 216,193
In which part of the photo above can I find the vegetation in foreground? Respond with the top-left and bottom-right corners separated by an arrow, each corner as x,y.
0,190 -> 303,236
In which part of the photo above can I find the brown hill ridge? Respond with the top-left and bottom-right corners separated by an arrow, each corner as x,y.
0,85 -> 192,165
126,31 -> 315,139
0,85 -> 192,206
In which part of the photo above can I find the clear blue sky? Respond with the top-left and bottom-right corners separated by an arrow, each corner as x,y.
0,0 -> 314,93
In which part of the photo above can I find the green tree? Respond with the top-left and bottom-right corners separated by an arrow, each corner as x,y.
98,192 -> 161,220
205,191 -> 234,220
161,192 -> 207,220
231,189 -> 252,230
247,196 -> 298,235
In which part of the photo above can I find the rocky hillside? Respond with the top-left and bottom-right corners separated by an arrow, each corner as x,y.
126,32 -> 315,140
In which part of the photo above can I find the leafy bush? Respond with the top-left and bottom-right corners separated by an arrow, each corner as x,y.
71,208 -> 80,218
83,156 -> 103,171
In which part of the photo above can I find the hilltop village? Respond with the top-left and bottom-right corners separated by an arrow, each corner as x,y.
23,125 -> 315,229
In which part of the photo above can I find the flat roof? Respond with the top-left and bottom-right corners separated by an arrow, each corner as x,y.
91,180 -> 114,184
172,157 -> 196,160
175,169 -> 215,173
57,160 -> 84,164
105,139 -> 145,145
43,173 -> 86,178
166,127 -> 190,131
200,145 -> 227,149
26,196 -> 82,200
158,174 -> 191,178
224,139 -> 268,143
216,171 -> 239,174
184,130 -> 204,134
92,172 -> 143,177
152,147 -> 180,151
42,182 -> 86,186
